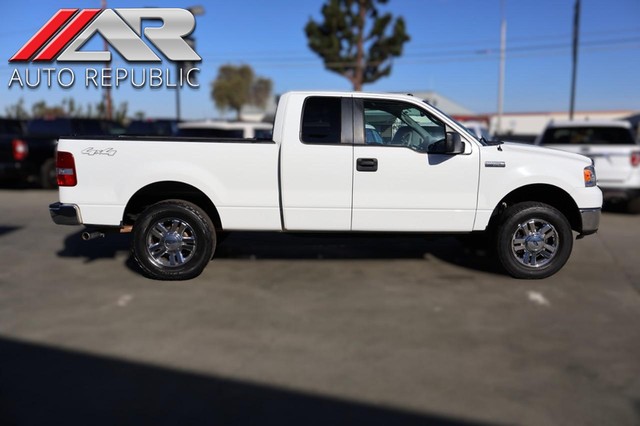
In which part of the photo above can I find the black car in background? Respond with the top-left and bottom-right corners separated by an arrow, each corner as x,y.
0,118 -> 29,184
0,118 -> 118,188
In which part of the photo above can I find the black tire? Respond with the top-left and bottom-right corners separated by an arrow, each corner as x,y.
132,200 -> 215,280
40,158 -> 57,189
495,202 -> 573,279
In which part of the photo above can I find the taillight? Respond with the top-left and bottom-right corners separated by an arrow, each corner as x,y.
631,151 -> 640,167
56,151 -> 77,186
12,139 -> 28,161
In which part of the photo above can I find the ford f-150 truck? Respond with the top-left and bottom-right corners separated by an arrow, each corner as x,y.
49,92 -> 602,280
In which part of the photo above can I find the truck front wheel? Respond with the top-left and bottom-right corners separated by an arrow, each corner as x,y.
495,202 -> 573,279
132,200 -> 215,280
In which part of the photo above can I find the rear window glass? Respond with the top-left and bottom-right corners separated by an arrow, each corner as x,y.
28,119 -> 72,136
254,128 -> 273,139
27,119 -> 105,136
178,128 -> 245,138
301,97 -> 341,143
127,121 -> 176,136
541,127 -> 635,145
0,120 -> 23,135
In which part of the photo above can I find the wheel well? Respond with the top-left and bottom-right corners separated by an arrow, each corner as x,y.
124,181 -> 222,230
491,184 -> 582,232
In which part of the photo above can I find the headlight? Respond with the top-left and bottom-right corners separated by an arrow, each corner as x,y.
584,165 -> 596,187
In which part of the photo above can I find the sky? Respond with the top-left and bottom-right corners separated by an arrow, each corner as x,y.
1,0 -> 639,120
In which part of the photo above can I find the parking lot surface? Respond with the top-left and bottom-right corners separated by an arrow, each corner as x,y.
1,189 -> 640,425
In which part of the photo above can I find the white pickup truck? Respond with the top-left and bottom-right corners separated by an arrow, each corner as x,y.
50,91 -> 602,280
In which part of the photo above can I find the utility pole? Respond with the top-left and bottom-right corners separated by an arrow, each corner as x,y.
175,63 -> 181,121
569,0 -> 581,121
496,0 -> 506,135
176,6 -> 204,121
101,0 -> 112,120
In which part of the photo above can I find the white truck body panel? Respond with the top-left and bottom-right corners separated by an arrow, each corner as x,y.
278,93 -> 354,231
474,142 -> 602,230
351,143 -> 479,232
61,141 -> 282,229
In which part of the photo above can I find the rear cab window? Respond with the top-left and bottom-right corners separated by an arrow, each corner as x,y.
300,97 -> 342,144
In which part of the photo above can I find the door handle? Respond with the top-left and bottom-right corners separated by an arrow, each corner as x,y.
357,158 -> 378,172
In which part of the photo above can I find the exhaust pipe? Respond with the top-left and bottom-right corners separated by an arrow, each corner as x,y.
81,226 -> 131,241
82,231 -> 105,241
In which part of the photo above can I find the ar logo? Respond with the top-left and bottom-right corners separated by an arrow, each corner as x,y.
10,8 -> 201,62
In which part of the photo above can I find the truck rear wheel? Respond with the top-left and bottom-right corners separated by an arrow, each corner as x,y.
495,202 -> 573,279
132,200 -> 215,280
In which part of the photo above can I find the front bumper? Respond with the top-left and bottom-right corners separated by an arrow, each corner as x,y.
49,202 -> 81,225
579,208 -> 600,236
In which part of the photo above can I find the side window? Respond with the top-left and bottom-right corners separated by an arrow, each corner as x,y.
363,100 -> 446,152
301,97 -> 341,144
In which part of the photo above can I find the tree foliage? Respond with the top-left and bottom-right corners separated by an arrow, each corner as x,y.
211,64 -> 273,120
4,97 -> 29,120
305,0 -> 409,91
4,97 -> 129,124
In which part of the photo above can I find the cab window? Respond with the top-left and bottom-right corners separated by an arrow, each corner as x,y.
362,100 -> 446,153
301,97 -> 342,144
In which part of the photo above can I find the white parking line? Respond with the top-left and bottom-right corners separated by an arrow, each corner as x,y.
527,291 -> 550,307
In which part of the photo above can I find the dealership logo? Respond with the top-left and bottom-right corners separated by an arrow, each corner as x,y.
10,8 -> 200,62
8,8 -> 201,89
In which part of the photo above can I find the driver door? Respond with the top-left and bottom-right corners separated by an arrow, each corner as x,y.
351,98 -> 480,232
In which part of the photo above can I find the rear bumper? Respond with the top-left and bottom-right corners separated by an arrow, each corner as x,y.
49,202 -> 81,225
579,208 -> 600,236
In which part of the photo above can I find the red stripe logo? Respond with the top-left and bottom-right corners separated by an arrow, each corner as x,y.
33,9 -> 100,62
9,9 -> 79,62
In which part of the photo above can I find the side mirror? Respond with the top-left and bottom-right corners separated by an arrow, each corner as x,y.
445,132 -> 464,154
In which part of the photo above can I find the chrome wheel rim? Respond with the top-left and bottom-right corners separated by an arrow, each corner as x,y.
511,218 -> 559,268
146,218 -> 197,268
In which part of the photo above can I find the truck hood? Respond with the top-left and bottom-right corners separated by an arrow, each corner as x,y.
497,142 -> 592,165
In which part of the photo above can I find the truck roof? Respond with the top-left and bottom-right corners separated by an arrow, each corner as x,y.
282,91 -> 425,103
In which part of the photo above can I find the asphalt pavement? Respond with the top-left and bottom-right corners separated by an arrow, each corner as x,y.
1,189 -> 639,425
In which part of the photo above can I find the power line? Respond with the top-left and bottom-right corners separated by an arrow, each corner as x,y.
1,37 -> 638,71
195,26 -> 640,58
196,36 -> 640,66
